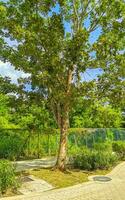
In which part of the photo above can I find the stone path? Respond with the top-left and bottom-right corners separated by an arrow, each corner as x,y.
14,157 -> 56,172
2,162 -> 125,200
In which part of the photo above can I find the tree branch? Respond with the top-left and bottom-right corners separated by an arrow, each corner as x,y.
88,11 -> 105,33
72,0 -> 79,31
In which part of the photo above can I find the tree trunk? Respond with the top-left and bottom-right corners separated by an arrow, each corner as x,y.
56,69 -> 73,170
57,108 -> 69,171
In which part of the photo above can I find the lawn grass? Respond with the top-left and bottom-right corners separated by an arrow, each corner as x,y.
29,168 -> 111,188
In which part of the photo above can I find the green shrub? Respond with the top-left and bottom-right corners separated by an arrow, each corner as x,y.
68,146 -> 86,156
68,146 -> 89,166
0,133 -> 25,160
112,141 -> 125,160
0,160 -> 19,195
93,142 -> 112,152
73,148 -> 93,170
92,151 -> 118,170
73,148 -> 118,170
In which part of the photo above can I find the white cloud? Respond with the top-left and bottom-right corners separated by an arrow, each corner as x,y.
0,61 -> 30,84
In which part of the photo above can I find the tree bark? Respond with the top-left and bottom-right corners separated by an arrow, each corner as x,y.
56,69 -> 73,171
57,108 -> 69,171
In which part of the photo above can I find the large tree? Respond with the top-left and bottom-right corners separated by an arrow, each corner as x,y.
0,0 -> 125,170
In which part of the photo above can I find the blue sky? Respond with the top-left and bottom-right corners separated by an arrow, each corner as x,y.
0,61 -> 30,84
0,2 -> 102,84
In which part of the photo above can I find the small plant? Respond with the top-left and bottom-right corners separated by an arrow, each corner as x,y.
112,141 -> 125,160
0,160 -> 19,195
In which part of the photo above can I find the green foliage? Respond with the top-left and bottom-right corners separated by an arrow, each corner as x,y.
112,141 -> 125,160
0,132 -> 25,160
0,0 -> 124,130
73,148 -> 93,170
17,103 -> 55,130
68,146 -> 85,156
0,128 -> 124,161
23,132 -> 59,158
71,100 -> 122,128
0,76 -> 17,94
73,148 -> 118,170
0,94 -> 18,129
105,129 -> 115,142
0,129 -> 59,160
93,142 -> 112,152
92,151 -> 118,170
0,160 -> 18,195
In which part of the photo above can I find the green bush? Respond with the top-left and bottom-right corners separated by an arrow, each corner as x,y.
0,160 -> 19,195
93,142 -> 112,152
73,148 -> 118,170
112,141 -> 125,160
68,146 -> 86,156
73,148 -> 93,170
92,151 -> 118,170
0,134 -> 25,160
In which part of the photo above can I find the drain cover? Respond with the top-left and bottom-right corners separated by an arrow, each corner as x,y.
93,176 -> 111,182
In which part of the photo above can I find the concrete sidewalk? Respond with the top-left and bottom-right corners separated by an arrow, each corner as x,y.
14,157 -> 56,172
